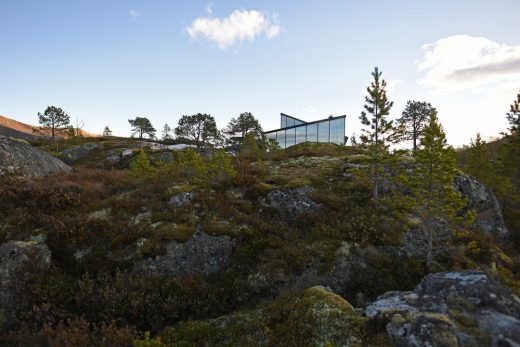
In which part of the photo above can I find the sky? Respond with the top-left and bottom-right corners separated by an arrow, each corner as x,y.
1,0 -> 519,147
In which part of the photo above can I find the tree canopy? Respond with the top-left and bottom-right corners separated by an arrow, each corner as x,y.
394,100 -> 437,151
128,117 -> 156,139
35,106 -> 71,140
224,112 -> 263,146
174,113 -> 218,150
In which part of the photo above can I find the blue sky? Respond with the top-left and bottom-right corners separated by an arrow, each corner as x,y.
1,1 -> 519,146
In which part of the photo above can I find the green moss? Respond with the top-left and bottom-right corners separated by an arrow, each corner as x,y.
155,223 -> 195,242
162,286 -> 363,347
284,178 -> 312,189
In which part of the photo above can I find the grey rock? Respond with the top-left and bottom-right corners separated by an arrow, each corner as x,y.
0,238 -> 51,329
121,148 -> 134,157
259,187 -> 320,216
364,270 -> 520,347
104,150 -> 121,163
168,192 -> 194,208
134,225 -> 234,277
0,135 -> 71,177
454,174 -> 508,238
159,151 -> 174,164
59,143 -> 100,163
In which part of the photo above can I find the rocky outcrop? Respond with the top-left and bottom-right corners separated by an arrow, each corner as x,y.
59,143 -> 101,163
0,238 -> 52,329
454,174 -> 508,238
134,225 -> 234,278
259,187 -> 320,216
0,136 -> 71,177
161,286 -> 363,346
168,192 -> 194,208
0,136 -> 72,177
364,270 -> 520,347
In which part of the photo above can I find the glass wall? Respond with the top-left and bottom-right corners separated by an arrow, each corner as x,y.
306,123 -> 317,143
266,116 -> 345,149
275,130 -> 285,148
281,114 -> 305,128
295,126 -> 306,145
285,127 -> 296,147
318,121 -> 330,143
329,118 -> 345,145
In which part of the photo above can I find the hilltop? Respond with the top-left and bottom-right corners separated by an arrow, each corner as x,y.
0,114 -> 97,141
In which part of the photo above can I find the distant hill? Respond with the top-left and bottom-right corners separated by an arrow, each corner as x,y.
0,115 -> 97,141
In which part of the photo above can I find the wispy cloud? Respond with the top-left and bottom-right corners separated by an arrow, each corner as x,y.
417,35 -> 520,91
185,9 -> 282,49
129,9 -> 139,21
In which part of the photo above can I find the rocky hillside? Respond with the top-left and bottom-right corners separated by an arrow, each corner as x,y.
0,114 -> 96,141
0,139 -> 519,346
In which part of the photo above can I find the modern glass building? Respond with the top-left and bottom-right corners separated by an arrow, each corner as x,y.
264,113 -> 346,149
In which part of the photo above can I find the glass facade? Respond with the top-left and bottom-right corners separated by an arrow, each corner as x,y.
266,115 -> 345,149
281,114 -> 305,128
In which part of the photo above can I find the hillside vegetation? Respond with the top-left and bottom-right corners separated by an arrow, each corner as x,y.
1,136 -> 519,346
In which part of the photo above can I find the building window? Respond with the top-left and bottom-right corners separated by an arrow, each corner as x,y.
295,126 -> 306,144
306,123 -> 317,142
318,120 -> 330,143
329,118 -> 345,145
276,130 -> 286,149
286,127 -> 296,147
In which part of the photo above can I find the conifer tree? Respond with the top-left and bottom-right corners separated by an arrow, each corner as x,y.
502,92 -> 520,195
394,101 -> 436,150
465,133 -> 491,185
103,126 -> 113,137
208,149 -> 235,182
162,124 -> 173,141
359,67 -> 394,205
175,114 -> 218,150
410,114 -> 471,270
129,150 -> 155,177
35,106 -> 71,140
178,148 -> 207,179
128,117 -> 156,139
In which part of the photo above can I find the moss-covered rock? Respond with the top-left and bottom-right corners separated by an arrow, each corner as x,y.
162,286 -> 363,347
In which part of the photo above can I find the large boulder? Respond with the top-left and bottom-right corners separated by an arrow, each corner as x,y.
59,143 -> 101,164
364,270 -> 520,347
0,136 -> 71,177
259,187 -> 320,216
0,238 -> 52,329
161,286 -> 363,347
454,174 -> 508,238
134,225 -> 234,278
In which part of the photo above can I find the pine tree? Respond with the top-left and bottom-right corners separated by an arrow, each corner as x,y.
240,133 -> 263,161
128,117 -> 156,139
103,126 -> 113,137
35,106 -> 71,140
208,149 -> 235,182
162,124 -> 173,141
410,114 -> 471,270
502,92 -> 520,195
394,101 -> 436,151
465,133 -> 491,185
359,67 -> 394,205
178,148 -> 207,179
175,114 -> 218,150
224,112 -> 263,147
129,150 -> 155,177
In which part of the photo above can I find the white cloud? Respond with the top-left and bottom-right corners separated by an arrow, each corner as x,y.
417,35 -> 520,91
129,9 -> 139,21
185,9 -> 282,49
